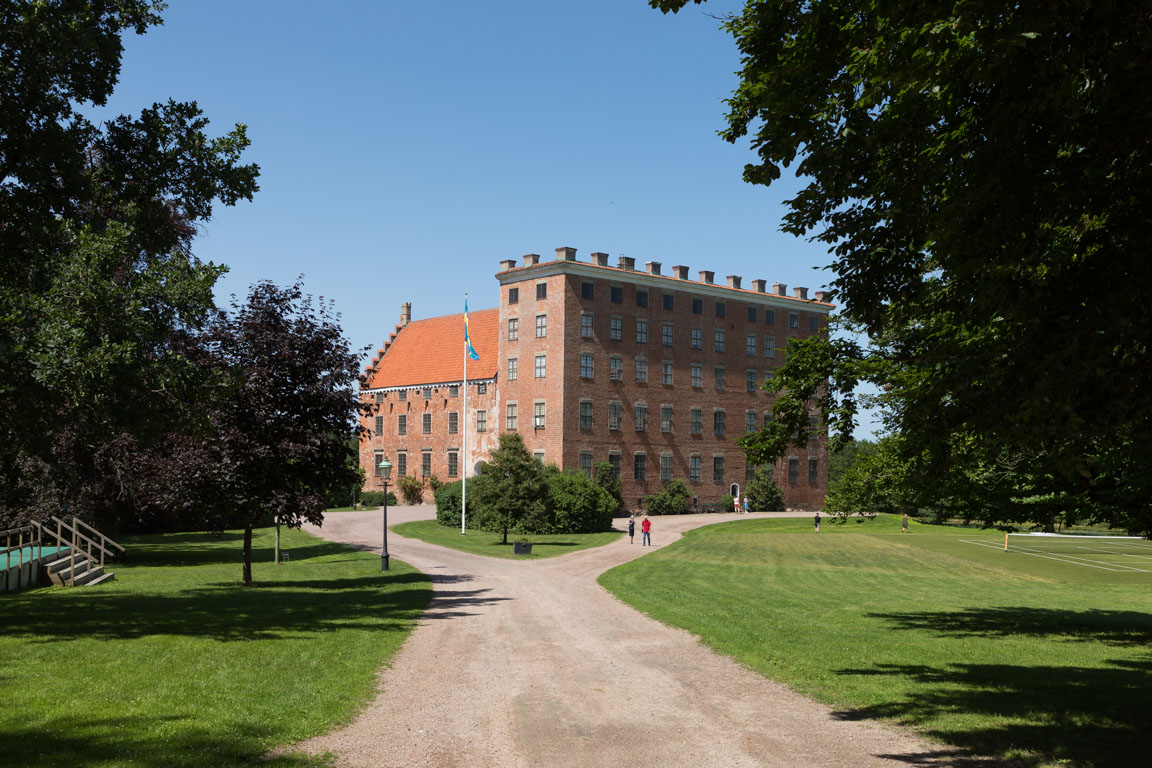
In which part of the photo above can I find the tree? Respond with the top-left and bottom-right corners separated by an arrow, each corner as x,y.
472,433 -> 546,544
147,282 -> 366,585
745,468 -> 785,513
593,461 -> 623,513
0,2 -> 259,526
655,1 -> 1152,533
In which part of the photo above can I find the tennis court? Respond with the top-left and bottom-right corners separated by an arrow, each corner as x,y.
962,533 -> 1152,572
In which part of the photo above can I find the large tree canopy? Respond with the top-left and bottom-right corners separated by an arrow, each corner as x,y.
654,1 -> 1152,533
0,1 -> 259,524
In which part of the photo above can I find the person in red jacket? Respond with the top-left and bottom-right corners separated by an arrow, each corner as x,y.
641,515 -> 652,546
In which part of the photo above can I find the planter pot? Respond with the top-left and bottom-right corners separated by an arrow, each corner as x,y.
513,542 -> 533,555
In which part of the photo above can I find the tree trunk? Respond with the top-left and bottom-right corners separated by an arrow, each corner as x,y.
242,525 -> 253,586
274,518 -> 281,564
502,523 -> 508,545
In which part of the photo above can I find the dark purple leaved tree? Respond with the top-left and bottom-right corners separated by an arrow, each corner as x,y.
157,281 -> 368,585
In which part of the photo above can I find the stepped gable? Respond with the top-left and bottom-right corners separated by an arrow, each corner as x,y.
366,308 -> 499,389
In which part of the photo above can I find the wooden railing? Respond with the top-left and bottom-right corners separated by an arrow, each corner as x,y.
2,523 -> 42,576
27,517 -> 125,586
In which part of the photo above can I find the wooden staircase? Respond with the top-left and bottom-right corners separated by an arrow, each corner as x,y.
29,517 -> 124,587
43,548 -> 117,587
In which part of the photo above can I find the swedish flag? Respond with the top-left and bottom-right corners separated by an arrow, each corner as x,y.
464,298 -> 480,360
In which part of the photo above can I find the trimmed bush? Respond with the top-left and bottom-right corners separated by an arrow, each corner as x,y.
437,465 -> 615,535
645,479 -> 694,515
541,469 -> 617,533
747,468 -> 786,511
594,461 -> 623,513
359,490 -> 397,507
434,478 -> 491,529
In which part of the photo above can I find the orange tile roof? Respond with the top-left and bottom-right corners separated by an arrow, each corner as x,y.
366,308 -> 499,389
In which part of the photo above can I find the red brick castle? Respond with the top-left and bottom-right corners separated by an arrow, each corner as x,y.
361,248 -> 831,510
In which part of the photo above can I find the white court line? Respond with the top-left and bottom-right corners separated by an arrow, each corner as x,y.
959,539 -> 1150,572
1069,545 -> 1152,562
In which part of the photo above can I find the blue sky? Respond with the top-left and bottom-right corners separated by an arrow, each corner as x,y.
101,0 -> 877,437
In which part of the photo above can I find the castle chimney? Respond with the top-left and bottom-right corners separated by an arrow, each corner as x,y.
555,246 -> 577,261
592,252 -> 609,267
400,302 -> 411,327
645,261 -> 661,275
499,259 -> 517,272
814,290 -> 831,303
772,282 -> 787,296
524,253 -> 541,266
793,286 -> 808,300
699,270 -> 715,284
672,265 -> 689,280
727,275 -> 742,290
751,279 -> 767,293
618,256 -> 635,271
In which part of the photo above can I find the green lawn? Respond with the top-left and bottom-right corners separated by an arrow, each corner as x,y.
392,519 -> 623,559
0,526 -> 432,768
599,514 -> 1152,768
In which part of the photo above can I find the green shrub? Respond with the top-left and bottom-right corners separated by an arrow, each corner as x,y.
427,475 -> 443,494
721,494 -> 735,513
593,461 -> 623,513
440,465 -> 614,535
540,469 -> 617,533
747,468 -> 786,511
645,479 -> 694,515
434,478 -> 491,528
396,475 -> 425,504
358,490 -> 397,507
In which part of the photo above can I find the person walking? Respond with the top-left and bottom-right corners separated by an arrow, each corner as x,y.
814,511 -> 821,533
628,516 -> 635,544
743,496 -> 750,514
641,515 -> 652,546
733,495 -> 741,514
901,512 -> 909,533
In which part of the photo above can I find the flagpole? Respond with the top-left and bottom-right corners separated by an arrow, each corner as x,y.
462,293 -> 468,536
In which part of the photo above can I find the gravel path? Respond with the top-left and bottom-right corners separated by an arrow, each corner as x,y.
295,507 -> 970,767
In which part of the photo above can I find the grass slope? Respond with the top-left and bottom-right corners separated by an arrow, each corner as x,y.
599,515 -> 1152,768
392,519 -> 623,559
0,527 -> 431,768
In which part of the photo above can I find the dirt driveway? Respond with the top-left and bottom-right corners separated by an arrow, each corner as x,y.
296,508 -> 963,767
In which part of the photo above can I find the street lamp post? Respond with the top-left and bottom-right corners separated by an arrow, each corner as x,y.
378,457 -> 392,571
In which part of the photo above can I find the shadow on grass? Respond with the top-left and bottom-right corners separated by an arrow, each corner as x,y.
868,606 -> 1152,646
0,573 -> 435,643
0,712 -> 326,768
833,658 -> 1152,768
126,534 -> 354,568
